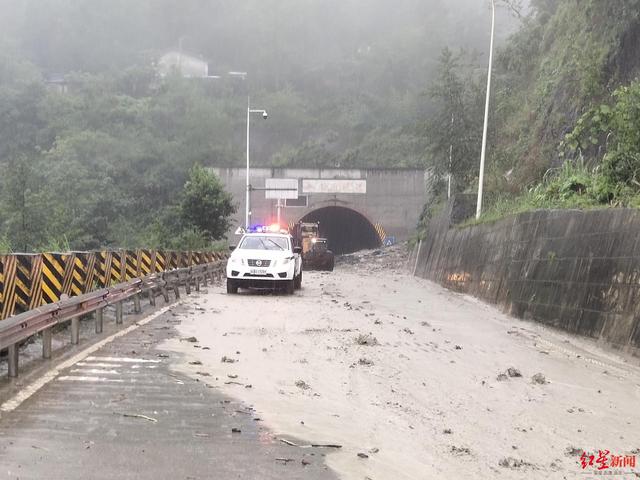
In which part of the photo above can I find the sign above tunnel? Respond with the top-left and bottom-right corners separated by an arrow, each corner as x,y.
302,179 -> 367,194
265,178 -> 299,199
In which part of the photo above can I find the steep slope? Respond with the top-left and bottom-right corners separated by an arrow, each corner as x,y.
489,0 -> 640,192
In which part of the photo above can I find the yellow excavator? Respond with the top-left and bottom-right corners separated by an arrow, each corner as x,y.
299,222 -> 319,255
291,222 -> 334,271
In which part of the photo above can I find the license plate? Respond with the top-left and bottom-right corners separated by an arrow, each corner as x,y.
250,268 -> 267,275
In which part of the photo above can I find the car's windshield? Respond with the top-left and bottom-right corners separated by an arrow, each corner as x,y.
239,236 -> 289,251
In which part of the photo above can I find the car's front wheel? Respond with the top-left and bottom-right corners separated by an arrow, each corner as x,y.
226,279 -> 238,294
285,279 -> 295,294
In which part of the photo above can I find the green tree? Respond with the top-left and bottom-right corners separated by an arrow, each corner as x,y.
0,54 -> 51,251
180,165 -> 236,241
426,48 -> 484,194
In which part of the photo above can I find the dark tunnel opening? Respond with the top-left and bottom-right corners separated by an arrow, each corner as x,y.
299,206 -> 381,255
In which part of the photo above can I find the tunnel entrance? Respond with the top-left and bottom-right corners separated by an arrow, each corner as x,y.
299,206 -> 381,255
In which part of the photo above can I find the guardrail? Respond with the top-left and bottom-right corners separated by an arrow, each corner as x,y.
0,261 -> 226,379
0,250 -> 226,321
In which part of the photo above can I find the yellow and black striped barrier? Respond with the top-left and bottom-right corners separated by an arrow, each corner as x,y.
0,249 -> 221,321
374,223 -> 387,244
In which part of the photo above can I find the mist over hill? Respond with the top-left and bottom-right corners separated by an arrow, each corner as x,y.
9,1 -> 640,249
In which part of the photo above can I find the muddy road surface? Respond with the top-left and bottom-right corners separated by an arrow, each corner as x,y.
1,248 -> 638,479
165,248 -> 640,480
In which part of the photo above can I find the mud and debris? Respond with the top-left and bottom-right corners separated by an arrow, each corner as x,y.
163,245 -> 640,480
507,367 -> 522,378
295,380 -> 311,390
531,373 -> 547,384
450,445 -> 472,456
336,245 -> 407,273
498,456 -> 536,469
354,334 -> 378,346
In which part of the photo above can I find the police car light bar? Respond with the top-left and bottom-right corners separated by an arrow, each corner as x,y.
246,224 -> 290,234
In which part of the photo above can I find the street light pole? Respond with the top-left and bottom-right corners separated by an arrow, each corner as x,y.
276,199 -> 282,225
245,96 -> 268,229
448,113 -> 454,200
476,0 -> 495,219
246,96 -> 251,229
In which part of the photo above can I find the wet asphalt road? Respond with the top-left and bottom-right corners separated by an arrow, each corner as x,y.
0,303 -> 338,480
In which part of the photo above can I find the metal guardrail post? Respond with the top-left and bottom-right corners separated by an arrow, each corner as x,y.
71,317 -> 80,345
42,328 -> 52,359
95,308 -> 104,334
8,344 -> 18,378
115,302 -> 123,325
133,294 -> 142,314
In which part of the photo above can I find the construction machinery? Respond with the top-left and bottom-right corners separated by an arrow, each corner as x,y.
291,221 -> 334,271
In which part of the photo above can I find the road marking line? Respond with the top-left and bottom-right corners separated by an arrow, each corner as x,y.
0,304 -> 175,415
69,369 -> 119,375
58,376 -> 125,383
86,356 -> 161,363
75,362 -> 123,368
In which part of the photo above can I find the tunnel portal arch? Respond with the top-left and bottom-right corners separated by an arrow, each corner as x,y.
298,206 -> 381,255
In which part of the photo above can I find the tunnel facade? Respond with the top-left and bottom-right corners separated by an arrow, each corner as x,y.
299,206 -> 381,254
211,167 -> 431,247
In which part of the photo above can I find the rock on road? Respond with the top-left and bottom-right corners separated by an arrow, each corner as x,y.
166,248 -> 640,480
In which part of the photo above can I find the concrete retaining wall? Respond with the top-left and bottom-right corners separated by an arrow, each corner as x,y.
414,207 -> 640,356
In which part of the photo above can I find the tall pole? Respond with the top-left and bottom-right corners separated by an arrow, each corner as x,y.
245,96 -> 251,229
276,199 -> 282,225
448,113 -> 454,200
244,96 -> 268,229
476,0 -> 495,219
448,144 -> 453,200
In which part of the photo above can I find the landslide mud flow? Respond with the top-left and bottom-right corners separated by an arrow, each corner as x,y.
166,246 -> 640,480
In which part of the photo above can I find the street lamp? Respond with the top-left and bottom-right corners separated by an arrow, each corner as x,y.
476,0 -> 496,219
204,70 -> 266,228
246,97 -> 268,228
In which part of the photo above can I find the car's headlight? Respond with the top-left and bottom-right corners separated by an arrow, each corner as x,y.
230,257 -> 243,265
281,256 -> 292,265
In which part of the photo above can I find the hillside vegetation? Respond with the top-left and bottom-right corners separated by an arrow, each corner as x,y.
2,0 -> 639,249
479,0 -> 640,214
0,0 -> 518,251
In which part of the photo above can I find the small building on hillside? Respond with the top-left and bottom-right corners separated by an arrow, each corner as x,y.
44,73 -> 68,94
157,50 -> 210,78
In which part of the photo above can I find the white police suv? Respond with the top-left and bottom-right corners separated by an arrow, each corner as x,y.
226,226 -> 303,294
